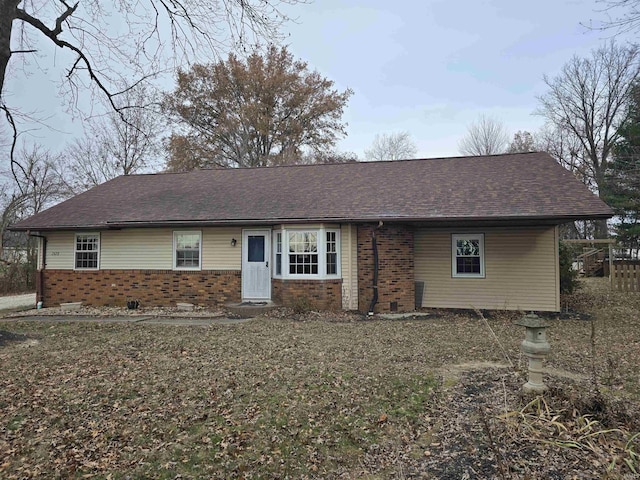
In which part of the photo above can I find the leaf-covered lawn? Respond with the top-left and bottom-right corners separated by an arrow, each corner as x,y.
0,278 -> 638,478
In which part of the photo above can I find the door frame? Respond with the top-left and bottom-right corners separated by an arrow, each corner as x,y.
241,228 -> 272,300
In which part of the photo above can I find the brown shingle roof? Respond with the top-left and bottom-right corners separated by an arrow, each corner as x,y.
10,152 -> 612,231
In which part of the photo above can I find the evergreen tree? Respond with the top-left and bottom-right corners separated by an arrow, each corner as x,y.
604,84 -> 640,257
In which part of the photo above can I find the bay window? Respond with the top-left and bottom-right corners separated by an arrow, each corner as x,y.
273,227 -> 340,278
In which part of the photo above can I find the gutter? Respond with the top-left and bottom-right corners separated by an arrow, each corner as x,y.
367,221 -> 383,316
7,210 -> 614,233
7,212 -> 614,232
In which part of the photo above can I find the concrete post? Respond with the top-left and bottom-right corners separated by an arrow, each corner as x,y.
514,313 -> 551,393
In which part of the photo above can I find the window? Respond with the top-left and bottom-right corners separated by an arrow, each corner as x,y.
75,233 -> 100,269
174,231 -> 201,270
452,234 -> 484,278
326,231 -> 337,275
273,228 -> 340,278
247,235 -> 265,262
289,231 -> 318,275
275,232 -> 282,275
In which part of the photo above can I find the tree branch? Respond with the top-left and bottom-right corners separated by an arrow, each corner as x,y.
0,102 -> 29,195
53,1 -> 78,37
14,5 -> 126,121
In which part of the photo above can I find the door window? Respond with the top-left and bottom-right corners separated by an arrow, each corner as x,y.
248,235 -> 265,262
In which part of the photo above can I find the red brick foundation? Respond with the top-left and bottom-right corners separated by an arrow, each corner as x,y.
42,269 -> 241,307
357,224 -> 415,313
272,278 -> 342,311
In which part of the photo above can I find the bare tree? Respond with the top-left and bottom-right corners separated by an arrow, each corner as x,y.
588,0 -> 640,34
0,143 -> 68,257
537,42 -> 640,237
294,150 -> 358,165
507,130 -> 536,153
0,184 -> 25,255
0,0 -> 306,187
458,115 -> 509,156
11,144 -> 69,216
536,125 -> 590,184
63,86 -> 163,192
364,131 -> 418,161
0,144 -> 69,291
537,125 -> 596,239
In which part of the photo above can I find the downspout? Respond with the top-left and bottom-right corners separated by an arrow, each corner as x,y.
367,221 -> 382,316
28,231 -> 46,305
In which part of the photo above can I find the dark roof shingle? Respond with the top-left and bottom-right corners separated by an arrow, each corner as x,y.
10,152 -> 613,231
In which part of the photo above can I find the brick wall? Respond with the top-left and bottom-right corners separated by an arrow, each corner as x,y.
357,224 -> 415,313
272,278 -> 342,311
42,269 -> 241,307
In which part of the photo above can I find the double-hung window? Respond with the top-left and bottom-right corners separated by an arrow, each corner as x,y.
452,234 -> 485,278
326,231 -> 338,275
275,232 -> 283,276
174,231 -> 202,270
75,233 -> 100,269
273,228 -> 340,278
288,231 -> 319,275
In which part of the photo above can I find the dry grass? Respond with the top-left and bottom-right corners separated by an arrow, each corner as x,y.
0,278 -> 638,478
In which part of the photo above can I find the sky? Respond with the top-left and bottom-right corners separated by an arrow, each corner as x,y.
3,0 -> 636,161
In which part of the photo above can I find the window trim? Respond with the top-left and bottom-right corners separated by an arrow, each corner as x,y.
325,230 -> 338,276
272,227 -> 341,279
173,230 -> 202,271
274,231 -> 283,277
74,232 -> 100,270
451,233 -> 485,278
287,230 -> 320,277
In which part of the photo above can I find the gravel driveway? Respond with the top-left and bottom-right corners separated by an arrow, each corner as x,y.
0,292 -> 36,310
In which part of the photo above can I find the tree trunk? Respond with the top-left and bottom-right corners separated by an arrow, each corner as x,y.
0,1 -> 20,99
594,219 -> 609,239
593,164 -> 610,239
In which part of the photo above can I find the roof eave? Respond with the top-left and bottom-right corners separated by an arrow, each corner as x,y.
8,211 -> 614,232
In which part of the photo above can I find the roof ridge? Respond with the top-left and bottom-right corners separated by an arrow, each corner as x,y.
128,151 -> 544,177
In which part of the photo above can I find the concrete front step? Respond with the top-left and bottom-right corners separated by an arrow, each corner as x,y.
225,301 -> 278,318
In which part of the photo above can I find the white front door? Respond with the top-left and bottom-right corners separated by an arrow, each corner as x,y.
242,229 -> 271,300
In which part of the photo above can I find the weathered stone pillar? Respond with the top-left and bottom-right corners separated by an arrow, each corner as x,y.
514,313 -> 550,393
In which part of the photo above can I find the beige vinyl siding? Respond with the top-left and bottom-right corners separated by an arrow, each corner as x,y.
415,227 -> 559,312
45,227 -> 242,270
341,224 -> 358,310
201,227 -> 242,270
100,229 -> 172,269
45,232 -> 75,269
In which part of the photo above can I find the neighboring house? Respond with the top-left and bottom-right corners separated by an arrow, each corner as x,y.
9,152 -> 612,313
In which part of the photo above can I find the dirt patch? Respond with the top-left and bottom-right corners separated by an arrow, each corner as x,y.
439,361 -> 511,383
0,330 -> 32,347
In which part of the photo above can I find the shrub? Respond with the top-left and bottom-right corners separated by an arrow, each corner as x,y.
559,241 -> 580,294
290,296 -> 314,314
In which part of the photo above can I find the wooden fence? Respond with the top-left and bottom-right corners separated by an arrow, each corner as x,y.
612,262 -> 640,292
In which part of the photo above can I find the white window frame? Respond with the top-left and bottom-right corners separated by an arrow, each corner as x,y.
173,231 -> 202,271
272,227 -> 341,279
74,232 -> 100,270
273,230 -> 283,277
451,233 -> 485,278
325,230 -> 339,276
